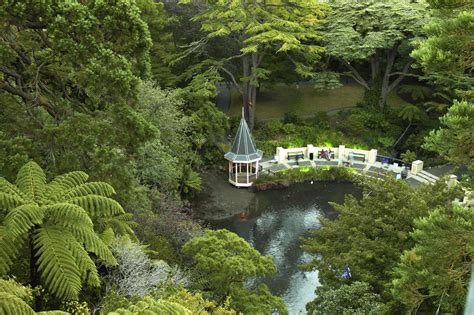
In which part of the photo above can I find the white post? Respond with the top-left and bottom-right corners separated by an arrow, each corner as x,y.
307,144 -> 314,159
228,161 -> 231,181
255,160 -> 259,178
411,160 -> 424,175
235,162 -> 238,183
276,147 -> 286,162
338,145 -> 345,159
447,175 -> 458,189
368,149 -> 377,164
247,163 -> 249,184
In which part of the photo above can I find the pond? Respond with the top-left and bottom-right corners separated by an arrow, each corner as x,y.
205,182 -> 361,314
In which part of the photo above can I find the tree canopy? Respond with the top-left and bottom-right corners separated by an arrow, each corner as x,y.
179,0 -> 329,129
182,229 -> 287,314
323,0 -> 428,111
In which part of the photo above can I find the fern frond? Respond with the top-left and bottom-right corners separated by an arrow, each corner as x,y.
0,177 -> 28,202
110,297 -> 192,315
67,237 -> 100,287
47,171 -> 89,192
0,227 -> 25,275
0,292 -> 35,315
69,226 -> 117,266
60,182 -> 116,200
96,213 -> 136,237
0,279 -> 33,304
67,195 -> 124,217
100,227 -> 116,246
37,311 -> 70,315
0,191 -> 25,212
15,161 -> 46,203
34,228 -> 82,301
43,203 -> 93,229
4,204 -> 44,239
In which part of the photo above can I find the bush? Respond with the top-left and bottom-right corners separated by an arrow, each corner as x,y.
253,166 -> 358,191
312,111 -> 330,129
282,111 -> 301,124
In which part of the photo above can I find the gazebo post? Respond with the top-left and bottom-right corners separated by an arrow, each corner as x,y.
246,162 -> 249,184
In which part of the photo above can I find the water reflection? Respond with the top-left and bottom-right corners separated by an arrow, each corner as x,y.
208,182 -> 359,314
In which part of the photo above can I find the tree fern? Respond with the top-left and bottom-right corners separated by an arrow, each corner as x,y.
108,296 -> 192,315
0,161 -> 132,302
15,161 -> 46,203
60,182 -> 116,200
67,238 -> 101,287
34,228 -> 83,300
0,279 -> 69,315
0,227 -> 25,274
68,195 -> 124,217
0,292 -> 36,315
0,279 -> 33,304
5,204 -> 44,238
46,171 -> 89,193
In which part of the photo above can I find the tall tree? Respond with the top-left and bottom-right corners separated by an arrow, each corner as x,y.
0,0 -> 155,213
0,162 -> 132,306
179,0 -> 329,130
301,178 -> 462,311
423,100 -> 474,187
423,100 -> 474,166
411,1 -> 474,100
392,203 -> 474,314
183,229 -> 287,314
323,0 -> 428,111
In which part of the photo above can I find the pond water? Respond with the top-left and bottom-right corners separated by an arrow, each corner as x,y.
206,182 -> 361,314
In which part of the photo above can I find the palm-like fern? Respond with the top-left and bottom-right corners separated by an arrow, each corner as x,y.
0,161 -> 132,301
108,296 -> 192,315
0,279 -> 69,315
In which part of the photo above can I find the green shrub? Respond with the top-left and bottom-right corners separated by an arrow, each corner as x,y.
281,123 -> 298,135
253,166 -> 358,190
283,111 -> 301,124
312,111 -> 330,129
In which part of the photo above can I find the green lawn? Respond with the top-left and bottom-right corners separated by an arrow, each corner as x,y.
228,83 -> 410,119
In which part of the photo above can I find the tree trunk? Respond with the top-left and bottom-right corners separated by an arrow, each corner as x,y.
241,52 -> 258,130
242,54 -> 250,123
378,47 -> 397,112
248,51 -> 258,130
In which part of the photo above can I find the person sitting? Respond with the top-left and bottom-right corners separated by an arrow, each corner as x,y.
348,151 -> 354,166
319,148 -> 325,159
326,149 -> 332,161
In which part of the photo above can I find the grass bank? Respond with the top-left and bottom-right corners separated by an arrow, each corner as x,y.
228,83 -> 410,119
252,166 -> 359,191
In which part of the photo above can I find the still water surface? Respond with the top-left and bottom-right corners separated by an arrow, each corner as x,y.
208,182 -> 360,314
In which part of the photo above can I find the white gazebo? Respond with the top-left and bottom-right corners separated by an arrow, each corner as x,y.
224,109 -> 263,187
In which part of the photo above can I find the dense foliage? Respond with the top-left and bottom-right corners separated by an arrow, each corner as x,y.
1,0 -> 473,313
183,229 -> 287,314
302,178 -> 464,313
0,162 -> 130,303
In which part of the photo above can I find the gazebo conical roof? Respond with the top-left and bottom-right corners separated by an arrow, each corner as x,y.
224,109 -> 263,162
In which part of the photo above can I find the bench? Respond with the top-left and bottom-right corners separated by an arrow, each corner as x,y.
350,152 -> 366,162
287,152 -> 304,164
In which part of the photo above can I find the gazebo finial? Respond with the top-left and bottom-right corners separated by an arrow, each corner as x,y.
242,107 -> 244,119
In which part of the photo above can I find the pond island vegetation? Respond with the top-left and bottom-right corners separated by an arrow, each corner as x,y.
0,0 -> 473,314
